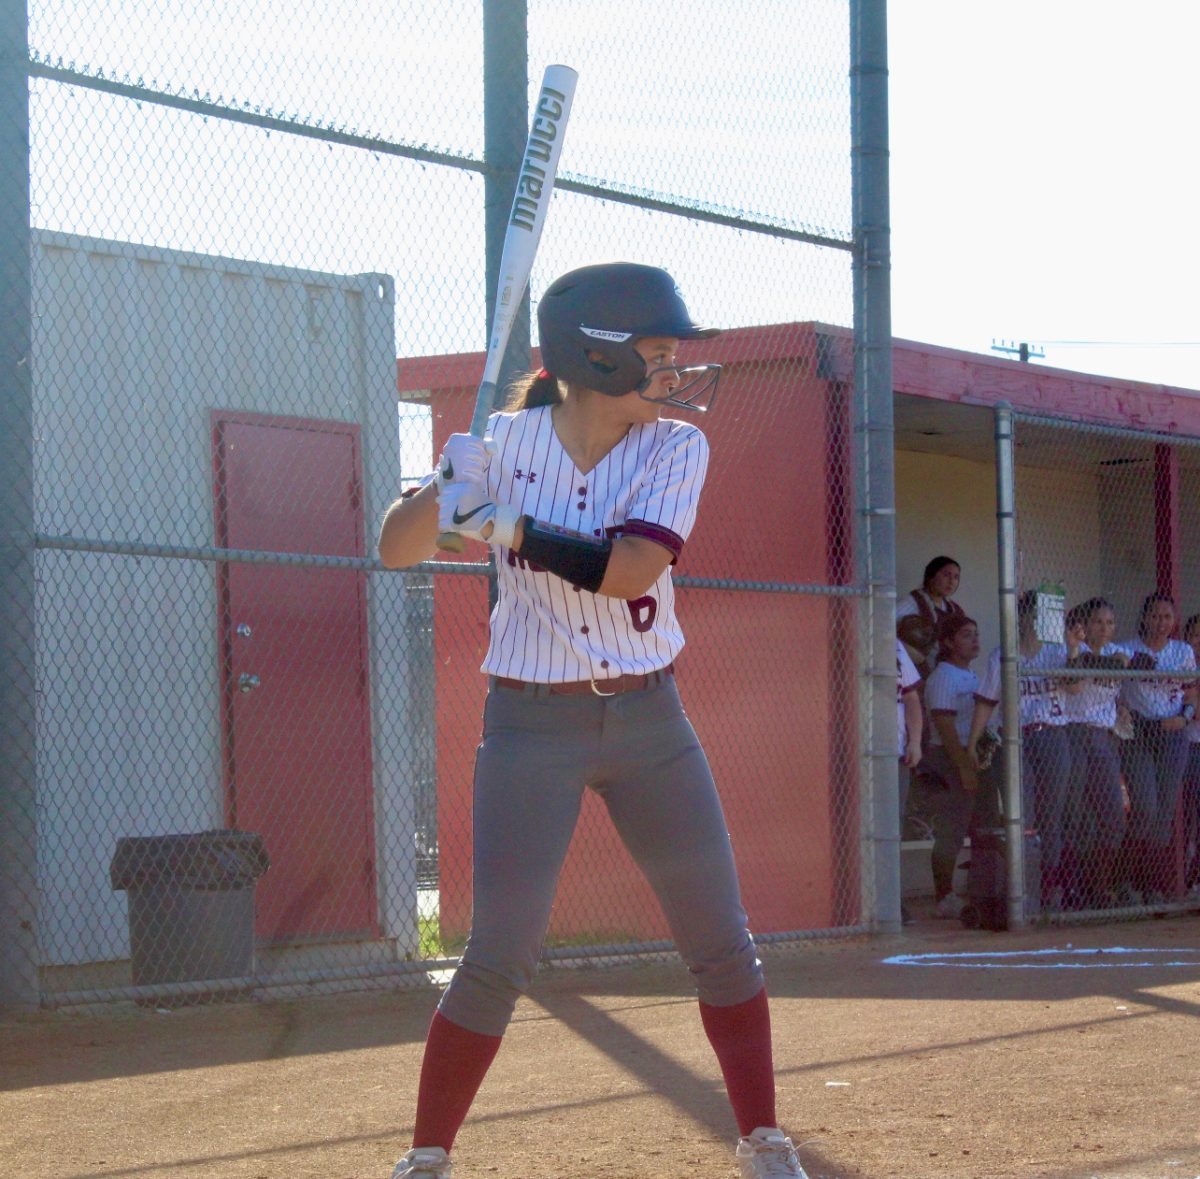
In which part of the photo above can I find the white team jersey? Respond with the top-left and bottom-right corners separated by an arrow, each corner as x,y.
924,660 -> 979,747
1062,642 -> 1128,728
975,642 -> 1070,727
479,405 -> 708,682
896,639 -> 921,755
1119,637 -> 1196,719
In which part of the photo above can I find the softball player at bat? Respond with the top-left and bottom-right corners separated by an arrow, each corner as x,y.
378,263 -> 809,1179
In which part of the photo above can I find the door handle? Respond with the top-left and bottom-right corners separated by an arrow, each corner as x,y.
238,673 -> 261,693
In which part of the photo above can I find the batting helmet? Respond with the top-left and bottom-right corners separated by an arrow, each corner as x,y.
537,262 -> 721,408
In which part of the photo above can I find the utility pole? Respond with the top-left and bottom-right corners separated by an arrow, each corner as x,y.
991,338 -> 1045,363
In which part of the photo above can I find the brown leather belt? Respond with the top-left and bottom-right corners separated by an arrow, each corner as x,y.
492,663 -> 674,697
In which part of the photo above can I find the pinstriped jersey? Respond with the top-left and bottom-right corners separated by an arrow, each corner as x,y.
924,661 -> 979,746
1119,637 -> 1196,719
1062,642 -> 1128,728
975,642 -> 1071,727
480,405 -> 708,682
896,640 -> 921,755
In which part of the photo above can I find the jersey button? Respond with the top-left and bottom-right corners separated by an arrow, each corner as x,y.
577,485 -> 587,495
576,501 -> 586,510
600,660 -> 610,669
580,626 -> 589,634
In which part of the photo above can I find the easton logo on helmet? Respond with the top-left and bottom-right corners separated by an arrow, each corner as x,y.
580,327 -> 633,343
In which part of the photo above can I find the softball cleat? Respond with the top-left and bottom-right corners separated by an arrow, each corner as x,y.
735,1127 -> 810,1178
391,1146 -> 453,1178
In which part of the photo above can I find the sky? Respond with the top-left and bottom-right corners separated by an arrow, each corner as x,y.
888,0 -> 1200,391
23,0 -> 1200,393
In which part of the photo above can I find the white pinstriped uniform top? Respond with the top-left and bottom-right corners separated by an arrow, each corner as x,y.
896,640 -> 921,755
924,661 -> 979,746
480,405 -> 708,682
975,642 -> 1072,727
1118,637 -> 1196,719
1062,642 -> 1129,728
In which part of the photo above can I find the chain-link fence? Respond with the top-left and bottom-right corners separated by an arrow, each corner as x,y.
986,409 -> 1200,924
2,0 -> 887,1009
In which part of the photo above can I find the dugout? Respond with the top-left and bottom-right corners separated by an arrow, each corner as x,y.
878,336 -> 1200,660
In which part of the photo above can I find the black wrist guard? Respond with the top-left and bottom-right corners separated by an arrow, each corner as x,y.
516,516 -> 612,593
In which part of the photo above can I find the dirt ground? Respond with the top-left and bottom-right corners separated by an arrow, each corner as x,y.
5,909 -> 1200,1179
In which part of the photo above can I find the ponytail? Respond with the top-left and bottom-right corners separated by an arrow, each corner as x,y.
506,368 -> 564,410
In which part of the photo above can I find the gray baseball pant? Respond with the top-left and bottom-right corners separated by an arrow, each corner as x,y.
437,675 -> 765,1037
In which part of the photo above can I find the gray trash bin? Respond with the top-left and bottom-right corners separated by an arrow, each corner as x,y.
110,830 -> 269,988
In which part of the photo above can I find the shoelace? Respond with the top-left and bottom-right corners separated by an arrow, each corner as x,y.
397,1155 -> 451,1179
749,1137 -> 803,1177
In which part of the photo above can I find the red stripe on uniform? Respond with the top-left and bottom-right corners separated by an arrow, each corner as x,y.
621,518 -> 684,561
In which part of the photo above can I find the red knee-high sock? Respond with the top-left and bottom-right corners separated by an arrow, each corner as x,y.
699,987 -> 777,1137
411,1011 -> 504,1152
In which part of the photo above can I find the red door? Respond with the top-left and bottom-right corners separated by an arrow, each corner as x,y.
213,412 -> 378,944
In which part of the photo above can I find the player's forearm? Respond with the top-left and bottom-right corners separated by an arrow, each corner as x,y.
933,713 -> 968,763
596,535 -> 672,599
903,693 -> 923,749
378,483 -> 439,569
966,698 -> 996,750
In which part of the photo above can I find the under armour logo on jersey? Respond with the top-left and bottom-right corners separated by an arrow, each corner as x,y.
513,469 -> 538,483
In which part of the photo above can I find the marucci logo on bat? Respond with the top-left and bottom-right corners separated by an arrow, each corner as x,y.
510,87 -> 569,232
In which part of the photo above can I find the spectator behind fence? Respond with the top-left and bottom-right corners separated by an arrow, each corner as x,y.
1182,614 -> 1200,896
967,589 -> 1078,908
1117,593 -> 1197,902
896,556 -> 965,678
922,615 -> 999,917
896,638 -> 923,925
1062,598 -> 1130,908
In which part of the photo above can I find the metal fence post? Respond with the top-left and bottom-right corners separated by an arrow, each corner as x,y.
994,402 -> 1027,929
0,0 -> 40,1007
851,0 -> 898,931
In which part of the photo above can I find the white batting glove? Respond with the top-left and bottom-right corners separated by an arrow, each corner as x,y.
437,481 -> 519,548
435,433 -> 496,491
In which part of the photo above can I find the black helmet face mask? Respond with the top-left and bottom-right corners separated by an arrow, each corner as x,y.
635,362 -> 721,413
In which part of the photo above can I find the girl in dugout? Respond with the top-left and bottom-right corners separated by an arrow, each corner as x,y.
1061,597 -> 1131,908
922,614 -> 1000,916
967,590 -> 1078,909
896,555 -> 965,673
378,263 -> 808,1179
1117,593 -> 1198,902
1181,613 -> 1200,895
